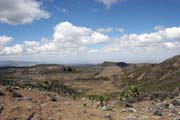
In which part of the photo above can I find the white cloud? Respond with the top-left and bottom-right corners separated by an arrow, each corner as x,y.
0,22 -> 180,63
164,42 -> 180,49
0,21 -> 109,55
53,21 -> 109,46
154,25 -> 165,31
96,0 -> 120,8
96,27 -> 125,33
2,45 -> 24,55
96,27 -> 113,33
100,26 -> 180,53
0,35 -> 12,45
116,27 -> 125,33
0,0 -> 50,25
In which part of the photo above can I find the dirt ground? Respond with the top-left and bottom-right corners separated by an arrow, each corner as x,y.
1,85 -> 180,120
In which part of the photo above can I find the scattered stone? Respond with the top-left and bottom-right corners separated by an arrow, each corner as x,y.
40,103 -> 47,108
0,90 -> 6,96
125,103 -> 133,108
143,106 -> 153,112
153,109 -> 162,116
171,98 -> 180,106
168,94 -> 176,99
168,113 -> 174,117
50,96 -> 58,102
163,102 -> 170,109
128,108 -> 137,113
11,90 -> 22,98
12,86 -> 20,90
102,105 -> 111,111
104,113 -> 112,119
24,97 -> 33,101
169,104 -> 175,110
82,97 -> 86,101
156,102 -> 169,110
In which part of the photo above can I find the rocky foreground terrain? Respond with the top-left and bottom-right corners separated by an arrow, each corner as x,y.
0,55 -> 180,120
1,85 -> 180,120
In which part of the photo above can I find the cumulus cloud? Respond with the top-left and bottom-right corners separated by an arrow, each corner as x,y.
96,27 -> 113,33
164,42 -> 180,49
0,0 -> 50,25
0,22 -> 180,63
53,22 -> 109,46
0,21 -> 109,55
154,25 -> 165,31
96,0 -> 120,8
101,26 -> 180,53
0,35 -> 12,45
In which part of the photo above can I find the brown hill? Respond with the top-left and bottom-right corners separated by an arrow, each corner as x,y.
119,55 -> 180,92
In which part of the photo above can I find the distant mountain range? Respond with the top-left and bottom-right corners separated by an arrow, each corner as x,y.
0,54 -> 180,93
0,61 -> 38,67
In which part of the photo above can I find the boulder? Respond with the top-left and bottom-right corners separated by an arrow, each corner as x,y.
102,105 -> 111,111
169,104 -> 175,110
171,98 -> 180,106
0,91 -> 5,96
24,97 -> 33,101
125,103 -> 133,108
128,108 -> 137,113
143,106 -> 153,112
153,109 -> 162,116
156,102 -> 169,110
11,90 -> 22,98
50,96 -> 58,102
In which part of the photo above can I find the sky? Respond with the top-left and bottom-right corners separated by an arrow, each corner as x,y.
0,0 -> 180,64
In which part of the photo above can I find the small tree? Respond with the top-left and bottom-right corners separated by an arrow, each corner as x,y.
104,96 -> 110,106
88,95 -> 98,106
128,85 -> 139,97
97,96 -> 105,107
95,96 -> 110,107
118,85 -> 140,101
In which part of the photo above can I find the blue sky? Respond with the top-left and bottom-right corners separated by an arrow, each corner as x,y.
0,0 -> 180,64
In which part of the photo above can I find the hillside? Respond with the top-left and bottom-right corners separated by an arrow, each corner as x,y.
0,55 -> 180,120
0,55 -> 179,95
118,55 -> 180,92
